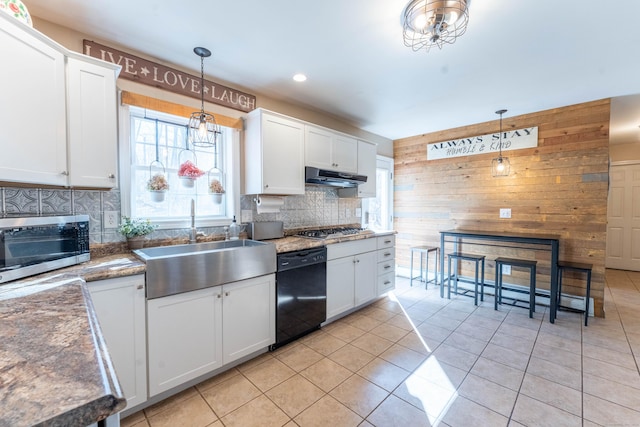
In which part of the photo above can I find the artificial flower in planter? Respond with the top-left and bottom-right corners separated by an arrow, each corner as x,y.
117,217 -> 157,249
209,179 -> 225,204
177,160 -> 205,188
147,173 -> 169,202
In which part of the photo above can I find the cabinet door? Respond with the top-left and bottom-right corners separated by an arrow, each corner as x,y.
0,14 -> 67,186
88,275 -> 147,408
354,251 -> 378,306
305,125 -> 334,170
333,134 -> 358,173
327,257 -> 356,319
357,140 -> 377,197
222,274 -> 275,364
67,57 -> 118,188
262,113 -> 305,194
147,287 -> 223,397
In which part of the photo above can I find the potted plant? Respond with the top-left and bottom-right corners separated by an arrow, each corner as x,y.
117,216 -> 157,249
209,179 -> 225,204
177,160 -> 205,188
147,173 -> 169,202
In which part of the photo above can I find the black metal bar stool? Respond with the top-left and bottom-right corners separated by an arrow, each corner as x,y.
447,252 -> 485,305
494,257 -> 537,318
410,245 -> 439,288
557,261 -> 592,326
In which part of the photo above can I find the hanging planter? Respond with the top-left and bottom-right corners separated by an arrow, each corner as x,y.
177,150 -> 205,188
147,158 -> 168,203
149,190 -> 166,202
208,168 -> 225,204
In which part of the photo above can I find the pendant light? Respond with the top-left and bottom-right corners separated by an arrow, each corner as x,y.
491,109 -> 510,177
189,47 -> 221,148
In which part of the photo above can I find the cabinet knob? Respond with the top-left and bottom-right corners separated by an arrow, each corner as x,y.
137,284 -> 144,290
217,294 -> 222,299
108,173 -> 115,179
384,252 -> 391,257
384,265 -> 391,269
384,240 -> 391,244
356,259 -> 360,263
265,184 -> 269,188
61,171 -> 68,176
225,291 -> 230,297
384,281 -> 391,285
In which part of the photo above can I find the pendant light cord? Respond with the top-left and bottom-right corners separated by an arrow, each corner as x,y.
200,55 -> 205,116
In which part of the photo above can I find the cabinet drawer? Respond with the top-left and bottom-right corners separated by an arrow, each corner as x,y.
377,247 -> 395,263
328,238 -> 377,260
377,272 -> 395,295
377,235 -> 395,250
377,260 -> 395,276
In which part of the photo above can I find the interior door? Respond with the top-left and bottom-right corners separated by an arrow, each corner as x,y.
606,163 -> 640,271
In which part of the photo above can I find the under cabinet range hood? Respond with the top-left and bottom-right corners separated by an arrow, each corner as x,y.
304,167 -> 367,188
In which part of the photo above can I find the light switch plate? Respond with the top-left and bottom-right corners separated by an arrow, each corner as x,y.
502,265 -> 511,275
499,208 -> 511,219
104,211 -> 119,229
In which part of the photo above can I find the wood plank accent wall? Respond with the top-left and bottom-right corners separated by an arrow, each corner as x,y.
393,99 -> 610,317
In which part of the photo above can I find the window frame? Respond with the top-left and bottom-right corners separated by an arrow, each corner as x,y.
119,104 -> 240,229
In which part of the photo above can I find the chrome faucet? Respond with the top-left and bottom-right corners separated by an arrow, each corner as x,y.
190,198 -> 197,244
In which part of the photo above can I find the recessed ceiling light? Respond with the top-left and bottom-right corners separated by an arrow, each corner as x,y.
293,73 -> 307,82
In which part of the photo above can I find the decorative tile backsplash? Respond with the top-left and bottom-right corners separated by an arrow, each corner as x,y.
0,187 -> 122,245
240,186 -> 362,228
0,185 -> 362,245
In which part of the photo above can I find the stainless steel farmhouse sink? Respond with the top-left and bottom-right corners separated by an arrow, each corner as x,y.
134,240 -> 276,299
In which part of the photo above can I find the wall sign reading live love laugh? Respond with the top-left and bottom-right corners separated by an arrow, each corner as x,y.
83,40 -> 256,113
427,127 -> 538,160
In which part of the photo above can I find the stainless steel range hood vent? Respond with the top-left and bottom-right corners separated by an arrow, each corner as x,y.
305,167 -> 367,188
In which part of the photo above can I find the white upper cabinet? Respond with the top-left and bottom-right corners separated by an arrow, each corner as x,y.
244,109 -> 305,195
356,140 -> 377,198
0,13 -> 67,186
305,125 -> 358,173
0,13 -> 120,188
67,57 -> 118,188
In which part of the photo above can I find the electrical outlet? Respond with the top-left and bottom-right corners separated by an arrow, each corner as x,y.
499,208 -> 511,219
502,265 -> 511,275
104,211 -> 119,229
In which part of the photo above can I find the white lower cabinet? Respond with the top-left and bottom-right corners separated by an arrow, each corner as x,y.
377,235 -> 396,295
147,286 -> 223,397
222,274 -> 275,364
327,239 -> 378,320
87,275 -> 147,409
147,274 -> 275,397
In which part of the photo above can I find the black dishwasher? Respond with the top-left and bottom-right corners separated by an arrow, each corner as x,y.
271,247 -> 327,350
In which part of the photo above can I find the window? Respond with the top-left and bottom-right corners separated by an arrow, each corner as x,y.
363,155 -> 394,230
122,106 -> 238,228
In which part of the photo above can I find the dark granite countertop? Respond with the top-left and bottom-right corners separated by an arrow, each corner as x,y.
0,279 -> 126,427
0,230 -> 394,426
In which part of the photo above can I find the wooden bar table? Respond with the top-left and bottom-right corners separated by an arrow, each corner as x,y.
439,229 -> 561,323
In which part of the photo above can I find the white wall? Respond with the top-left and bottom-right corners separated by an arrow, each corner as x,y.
31,17 -> 393,154
610,142 -> 640,162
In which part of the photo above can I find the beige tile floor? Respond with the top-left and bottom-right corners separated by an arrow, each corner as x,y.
122,269 -> 640,427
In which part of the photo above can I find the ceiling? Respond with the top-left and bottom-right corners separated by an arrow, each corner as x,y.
23,0 -> 640,142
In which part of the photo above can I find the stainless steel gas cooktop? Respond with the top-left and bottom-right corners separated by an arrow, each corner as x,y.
295,227 -> 370,240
